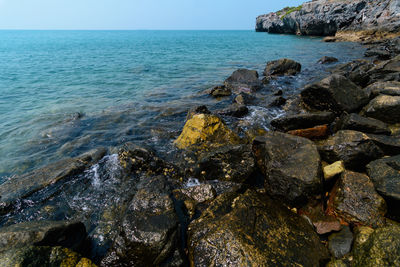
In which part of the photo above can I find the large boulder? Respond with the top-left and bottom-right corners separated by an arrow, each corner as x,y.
365,81 -> 400,99
270,111 -> 336,131
336,113 -> 391,135
318,130 -> 384,170
174,113 -> 241,150
361,95 -> 400,124
263,58 -> 301,77
193,145 -> 255,183
301,74 -> 369,114
367,155 -> 400,202
328,171 -> 386,227
224,69 -> 263,93
101,175 -> 182,266
352,225 -> 400,267
188,190 -> 329,266
252,131 -> 323,206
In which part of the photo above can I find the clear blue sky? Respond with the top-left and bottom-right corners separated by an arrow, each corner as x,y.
0,0 -> 305,30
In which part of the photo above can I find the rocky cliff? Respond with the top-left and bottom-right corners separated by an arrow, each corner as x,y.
256,0 -> 400,40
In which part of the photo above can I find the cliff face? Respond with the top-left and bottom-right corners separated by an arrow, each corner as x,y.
256,0 -> 400,38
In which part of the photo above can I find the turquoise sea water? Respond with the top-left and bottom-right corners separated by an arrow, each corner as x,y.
0,30 -> 365,180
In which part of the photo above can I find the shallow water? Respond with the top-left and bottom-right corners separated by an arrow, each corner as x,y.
0,30 -> 365,179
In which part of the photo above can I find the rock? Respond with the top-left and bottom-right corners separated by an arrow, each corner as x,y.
233,92 -> 255,105
185,105 -> 211,121
0,246 -> 97,267
174,113 -> 241,150
326,259 -> 348,267
217,104 -> 248,117
263,58 -> 301,77
328,226 -> 353,258
367,55 -> 400,85
188,190 -> 329,266
318,130 -> 384,170
268,96 -> 286,107
318,56 -> 338,64
210,85 -> 231,97
362,95 -> 400,124
288,124 -> 330,139
330,60 -> 375,87
118,143 -> 180,178
324,161 -> 345,182
367,155 -> 400,202
0,148 -> 106,215
101,175 -> 181,266
224,69 -> 263,93
336,113 -> 391,135
352,225 -> 400,267
252,131 -> 323,206
175,184 -> 216,204
301,74 -> 369,114
270,111 -> 336,132
194,145 -> 255,183
328,171 -> 386,227
299,202 -> 342,235
353,226 -> 375,248
0,221 -> 87,253
364,47 -> 392,60
365,81 -> 400,99
366,133 -> 400,155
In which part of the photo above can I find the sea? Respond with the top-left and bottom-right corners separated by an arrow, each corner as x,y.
0,30 -> 365,181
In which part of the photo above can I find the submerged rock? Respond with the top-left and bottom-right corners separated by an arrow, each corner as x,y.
268,96 -> 286,107
210,85 -> 231,97
336,113 -> 391,135
362,95 -> 400,124
174,113 -> 241,150
217,104 -> 248,117
270,111 -> 335,132
263,58 -> 301,77
318,130 -> 384,170
188,190 -> 329,266
233,92 -> 256,105
318,56 -> 338,64
252,131 -> 322,206
328,171 -> 386,227
224,69 -> 263,93
301,74 -> 369,114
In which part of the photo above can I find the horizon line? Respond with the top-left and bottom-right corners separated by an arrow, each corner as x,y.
0,28 -> 256,31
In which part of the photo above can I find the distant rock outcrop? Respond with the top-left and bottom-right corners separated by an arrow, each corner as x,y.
256,0 -> 400,40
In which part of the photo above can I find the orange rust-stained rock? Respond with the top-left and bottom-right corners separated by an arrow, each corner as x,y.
287,125 -> 329,139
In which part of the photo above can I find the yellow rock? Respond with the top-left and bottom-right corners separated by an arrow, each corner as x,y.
174,114 -> 240,149
323,161 -> 345,181
75,258 -> 98,267
354,226 -> 375,247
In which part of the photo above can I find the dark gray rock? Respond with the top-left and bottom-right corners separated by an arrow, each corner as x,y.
366,133 -> 400,155
336,113 -> 391,135
330,60 -> 375,87
301,74 -> 369,114
210,85 -> 231,98
188,190 -> 329,266
252,131 -> 323,206
366,55 -> 400,85
224,69 -> 262,93
270,111 -> 336,131
362,95 -> 400,124
217,104 -> 248,117
185,105 -> 211,121
365,47 -> 392,60
268,96 -> 286,107
367,155 -> 400,201
365,81 -> 400,99
328,171 -> 386,227
318,130 -> 384,170
233,92 -> 256,105
328,226 -> 353,258
318,56 -> 338,64
263,58 -> 301,77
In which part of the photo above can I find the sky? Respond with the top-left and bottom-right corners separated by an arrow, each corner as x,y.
0,0 -> 305,30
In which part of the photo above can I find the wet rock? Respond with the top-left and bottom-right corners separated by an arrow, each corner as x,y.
188,190 -> 329,266
0,221 -> 87,253
362,95 -> 400,124
252,131 -> 323,206
270,111 -> 335,132
210,85 -> 231,97
101,175 -> 181,266
301,74 -> 369,114
323,161 -> 345,182
174,184 -> 216,204
328,226 -> 353,258
0,148 -> 106,215
336,113 -> 391,135
318,56 -> 338,64
299,202 -> 342,235
185,105 -> 211,121
174,114 -> 241,150
352,225 -> 400,267
365,81 -> 400,99
288,124 -> 329,139
268,96 -> 286,107
233,92 -> 255,105
273,89 -> 283,96
367,155 -> 400,202
118,143 -> 180,178
0,246 -> 97,267
318,130 -> 384,170
366,133 -> 400,155
217,104 -> 248,117
224,69 -> 263,93
328,171 -> 386,227
263,58 -> 301,77
194,144 -> 255,183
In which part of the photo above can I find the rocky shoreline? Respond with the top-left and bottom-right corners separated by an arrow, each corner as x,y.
1,3 -> 400,267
